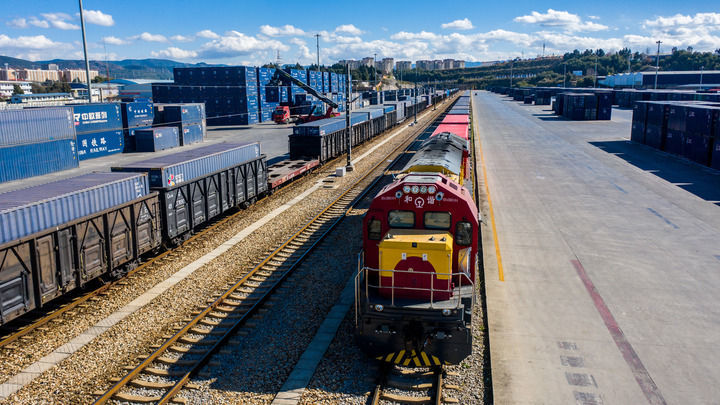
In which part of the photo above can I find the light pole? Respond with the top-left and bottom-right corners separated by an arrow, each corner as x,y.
345,62 -> 353,171
563,63 -> 567,88
700,66 -> 704,89
373,52 -> 377,90
414,80 -> 418,124
654,40 -> 662,90
510,59 -> 514,87
78,0 -> 92,102
594,53 -> 598,88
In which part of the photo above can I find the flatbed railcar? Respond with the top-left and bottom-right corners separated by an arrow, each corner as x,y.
354,91 -> 479,367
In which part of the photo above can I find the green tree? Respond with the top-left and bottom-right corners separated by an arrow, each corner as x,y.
12,84 -> 24,95
92,75 -> 110,83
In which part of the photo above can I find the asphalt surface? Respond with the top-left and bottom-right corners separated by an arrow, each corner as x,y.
474,91 -> 720,404
0,121 -> 293,193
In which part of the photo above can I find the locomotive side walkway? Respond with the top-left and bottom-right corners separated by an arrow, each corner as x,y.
474,91 -> 720,404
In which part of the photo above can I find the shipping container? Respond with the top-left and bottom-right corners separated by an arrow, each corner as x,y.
121,101 -> 154,129
442,114 -> 469,124
0,139 -> 78,183
113,142 -> 266,241
154,103 -> 205,124
112,142 -> 261,188
135,127 -> 180,152
70,103 -> 122,134
433,123 -> 469,141
0,107 -> 75,146
631,102 -> 648,144
0,172 -> 149,245
76,130 -> 124,160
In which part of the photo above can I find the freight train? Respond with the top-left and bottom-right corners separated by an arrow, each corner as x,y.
0,90 -> 458,325
354,91 -> 479,366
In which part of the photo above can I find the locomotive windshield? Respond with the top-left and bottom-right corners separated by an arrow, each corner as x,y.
455,221 -> 473,246
388,210 -> 414,228
424,212 -> 451,229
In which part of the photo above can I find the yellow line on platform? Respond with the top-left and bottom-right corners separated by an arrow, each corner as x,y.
474,101 -> 505,282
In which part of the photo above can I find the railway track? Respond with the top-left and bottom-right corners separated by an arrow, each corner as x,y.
370,365 -> 458,405
92,103 -> 452,405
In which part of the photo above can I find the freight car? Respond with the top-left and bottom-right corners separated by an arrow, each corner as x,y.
0,90 -> 457,326
354,92 -> 479,366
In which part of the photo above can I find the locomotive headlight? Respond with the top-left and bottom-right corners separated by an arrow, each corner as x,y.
403,185 -> 411,194
420,185 -> 427,194
436,192 -> 444,201
395,191 -> 403,199
428,185 -> 436,194
442,309 -> 452,316
411,185 -> 419,194
375,304 -> 384,312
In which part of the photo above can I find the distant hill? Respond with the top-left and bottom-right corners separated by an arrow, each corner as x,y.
0,56 -> 223,80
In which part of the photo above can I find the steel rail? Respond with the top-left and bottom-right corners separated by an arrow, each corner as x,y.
94,97 -> 457,404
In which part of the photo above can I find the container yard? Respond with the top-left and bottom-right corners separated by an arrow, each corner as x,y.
1,4 -> 719,403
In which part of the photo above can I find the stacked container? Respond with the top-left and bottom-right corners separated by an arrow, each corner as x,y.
0,107 -> 78,183
134,127 -> 180,152
121,101 -> 154,152
257,67 -> 279,122
154,103 -> 206,146
71,103 -> 124,160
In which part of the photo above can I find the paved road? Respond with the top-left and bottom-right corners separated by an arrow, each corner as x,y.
474,91 -> 720,404
0,121 -> 292,193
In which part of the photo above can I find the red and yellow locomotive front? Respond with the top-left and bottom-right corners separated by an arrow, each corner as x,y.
362,173 -> 478,299
354,172 -> 479,366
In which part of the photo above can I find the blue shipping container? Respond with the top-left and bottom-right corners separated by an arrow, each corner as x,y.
0,138 -> 78,184
71,103 -> 122,134
356,107 -> 384,119
0,107 -> 75,146
155,103 -> 206,124
77,130 -> 124,160
180,123 -> 205,145
121,101 -> 154,128
299,118 -> 347,136
135,127 -> 180,152
112,142 -> 261,188
0,172 -> 149,245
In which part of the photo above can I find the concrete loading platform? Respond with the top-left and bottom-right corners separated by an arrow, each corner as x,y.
473,91 -> 720,404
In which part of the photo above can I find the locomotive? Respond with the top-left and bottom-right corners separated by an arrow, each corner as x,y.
354,92 -> 479,366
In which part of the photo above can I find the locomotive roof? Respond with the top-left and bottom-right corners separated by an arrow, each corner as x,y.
403,132 -> 467,175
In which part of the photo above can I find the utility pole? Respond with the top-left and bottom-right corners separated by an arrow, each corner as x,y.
345,62 -> 353,172
314,34 -> 320,70
78,0 -> 92,102
563,63 -> 567,88
654,40 -> 662,90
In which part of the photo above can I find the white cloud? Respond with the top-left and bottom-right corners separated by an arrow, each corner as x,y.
334,24 -> 363,35
334,35 -> 363,44
170,35 -> 193,42
28,17 -> 49,29
83,10 -> 114,26
514,9 -> 607,32
198,30 -> 288,59
644,12 -> 720,29
441,18 -> 474,30
7,18 -> 27,28
259,24 -> 306,37
0,34 -> 65,49
103,36 -> 127,45
41,13 -> 79,30
152,47 -> 198,59
391,31 -> 439,41
196,29 -> 219,39
588,15 -> 600,20
133,32 -> 168,42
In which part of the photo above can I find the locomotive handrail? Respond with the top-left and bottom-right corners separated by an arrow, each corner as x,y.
354,264 -> 474,312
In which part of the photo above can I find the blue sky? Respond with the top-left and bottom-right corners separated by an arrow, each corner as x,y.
2,0 -> 719,66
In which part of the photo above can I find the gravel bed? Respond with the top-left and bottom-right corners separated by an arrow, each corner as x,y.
2,111 -> 437,404
183,208 -> 366,405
